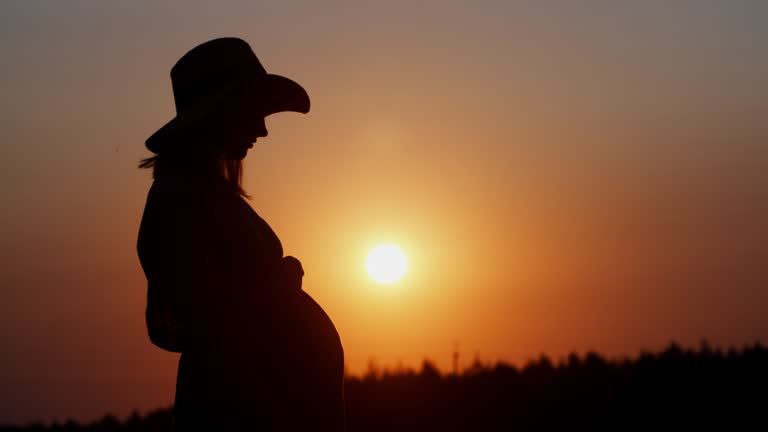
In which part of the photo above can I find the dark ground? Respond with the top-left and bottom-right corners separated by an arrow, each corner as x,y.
2,342 -> 766,431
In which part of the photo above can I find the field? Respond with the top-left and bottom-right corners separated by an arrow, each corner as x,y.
3,343 -> 765,431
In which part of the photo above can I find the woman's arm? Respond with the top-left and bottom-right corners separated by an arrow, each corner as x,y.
138,180 -> 221,352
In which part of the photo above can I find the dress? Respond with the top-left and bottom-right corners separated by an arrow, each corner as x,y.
137,172 -> 345,431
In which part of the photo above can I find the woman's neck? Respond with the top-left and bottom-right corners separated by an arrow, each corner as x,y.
153,153 -> 221,182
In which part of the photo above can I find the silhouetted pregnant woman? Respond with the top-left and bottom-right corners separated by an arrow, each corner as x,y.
136,38 -> 345,431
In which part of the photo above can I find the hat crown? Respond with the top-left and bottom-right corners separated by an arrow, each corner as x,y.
170,38 -> 267,114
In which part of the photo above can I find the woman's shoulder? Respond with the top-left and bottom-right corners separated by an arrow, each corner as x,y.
142,177 -> 218,227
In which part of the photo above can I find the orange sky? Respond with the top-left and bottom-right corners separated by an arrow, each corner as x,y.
1,1 -> 767,425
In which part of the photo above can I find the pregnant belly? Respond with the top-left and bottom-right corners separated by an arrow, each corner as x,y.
175,289 -> 345,429
291,290 -> 344,370
229,287 -> 343,372
270,289 -> 346,426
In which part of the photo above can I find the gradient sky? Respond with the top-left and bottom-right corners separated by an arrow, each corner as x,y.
1,0 -> 767,425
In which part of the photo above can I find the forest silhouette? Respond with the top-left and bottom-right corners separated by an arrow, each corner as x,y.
2,342 -> 765,431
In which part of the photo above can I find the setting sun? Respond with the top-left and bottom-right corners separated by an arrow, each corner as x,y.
366,244 -> 407,284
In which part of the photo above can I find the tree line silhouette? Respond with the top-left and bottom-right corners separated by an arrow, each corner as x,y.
2,342 -> 765,431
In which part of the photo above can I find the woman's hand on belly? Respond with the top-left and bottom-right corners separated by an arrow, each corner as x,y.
279,255 -> 304,291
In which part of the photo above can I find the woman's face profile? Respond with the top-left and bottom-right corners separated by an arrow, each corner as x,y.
222,114 -> 269,160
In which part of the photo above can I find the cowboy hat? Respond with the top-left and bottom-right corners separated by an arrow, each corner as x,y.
145,37 -> 310,154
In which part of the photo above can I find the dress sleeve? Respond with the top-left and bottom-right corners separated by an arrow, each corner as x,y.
137,180 -> 219,353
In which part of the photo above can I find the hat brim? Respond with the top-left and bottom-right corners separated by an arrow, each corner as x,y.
146,73 -> 310,154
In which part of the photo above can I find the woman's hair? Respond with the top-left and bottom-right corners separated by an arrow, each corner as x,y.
139,153 -> 250,199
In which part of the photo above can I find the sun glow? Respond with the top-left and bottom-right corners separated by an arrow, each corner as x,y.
366,244 -> 407,284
